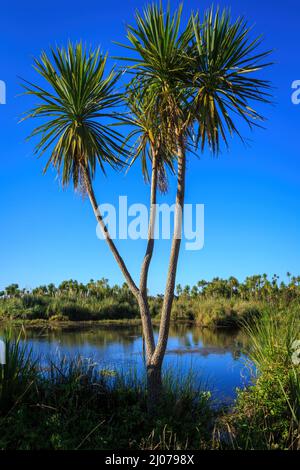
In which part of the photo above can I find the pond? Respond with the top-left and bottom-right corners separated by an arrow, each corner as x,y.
0,323 -> 253,404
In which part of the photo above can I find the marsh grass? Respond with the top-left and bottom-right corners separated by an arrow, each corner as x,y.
0,293 -> 266,328
0,336 -> 214,450
0,295 -> 139,322
217,307 -> 300,449
0,329 -> 37,412
171,297 -> 263,327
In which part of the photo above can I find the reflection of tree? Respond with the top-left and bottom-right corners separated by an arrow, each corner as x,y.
166,324 -> 249,359
0,324 -> 249,361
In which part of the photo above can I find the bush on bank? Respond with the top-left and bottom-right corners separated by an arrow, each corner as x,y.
0,294 -> 267,328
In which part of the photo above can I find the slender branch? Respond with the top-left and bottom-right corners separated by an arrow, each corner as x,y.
83,169 -> 139,296
137,146 -> 159,359
139,147 -> 158,296
83,168 -> 156,357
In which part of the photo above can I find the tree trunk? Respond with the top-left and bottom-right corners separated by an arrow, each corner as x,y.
152,137 -> 186,368
138,150 -> 158,362
138,151 -> 163,410
82,135 -> 186,415
146,361 -> 162,415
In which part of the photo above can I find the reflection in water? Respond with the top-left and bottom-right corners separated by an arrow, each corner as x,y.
0,323 -> 251,404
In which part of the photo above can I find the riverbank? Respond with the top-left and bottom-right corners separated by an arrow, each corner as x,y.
0,317 -> 146,329
216,308 -> 300,449
0,320 -> 250,406
0,317 -> 240,330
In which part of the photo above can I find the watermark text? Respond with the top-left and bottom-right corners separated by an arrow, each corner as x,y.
96,196 -> 204,251
0,80 -> 6,105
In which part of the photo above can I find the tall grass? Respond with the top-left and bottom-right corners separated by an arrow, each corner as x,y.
0,295 -> 139,322
0,329 -> 37,412
0,341 -> 214,450
218,307 -> 300,449
246,305 -> 299,358
0,293 -> 266,327
171,297 -> 263,327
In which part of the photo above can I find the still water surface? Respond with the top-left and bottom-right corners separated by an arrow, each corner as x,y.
1,323 -> 252,403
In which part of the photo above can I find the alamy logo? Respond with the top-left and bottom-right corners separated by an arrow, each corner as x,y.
0,339 -> 5,365
291,81 -> 300,105
96,196 -> 205,251
0,80 -> 6,105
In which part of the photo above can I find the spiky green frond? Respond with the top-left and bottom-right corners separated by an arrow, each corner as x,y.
121,78 -> 175,192
22,42 -> 125,189
120,4 -> 271,157
119,3 -> 194,140
190,7 -> 272,153
124,3 -> 192,78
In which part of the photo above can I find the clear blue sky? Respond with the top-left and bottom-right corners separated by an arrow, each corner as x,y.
0,0 -> 299,294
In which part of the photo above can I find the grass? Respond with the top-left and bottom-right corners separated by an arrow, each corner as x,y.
0,294 -> 267,329
0,295 -> 140,322
0,329 -> 37,412
215,305 -> 300,449
171,297 -> 264,327
0,335 -> 214,450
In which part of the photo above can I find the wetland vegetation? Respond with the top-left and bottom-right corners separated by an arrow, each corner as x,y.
1,273 -> 299,327
0,274 -> 299,449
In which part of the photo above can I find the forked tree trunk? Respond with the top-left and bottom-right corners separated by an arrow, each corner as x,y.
138,150 -> 162,412
148,138 -> 186,408
83,136 -> 186,415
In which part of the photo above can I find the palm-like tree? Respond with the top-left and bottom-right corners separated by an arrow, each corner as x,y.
23,5 -> 272,412
23,42 -> 171,381
119,4 -> 195,404
121,3 -> 272,405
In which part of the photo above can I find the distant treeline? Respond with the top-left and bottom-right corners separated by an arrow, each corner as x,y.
2,273 -> 300,301
176,273 -> 300,302
0,274 -> 299,326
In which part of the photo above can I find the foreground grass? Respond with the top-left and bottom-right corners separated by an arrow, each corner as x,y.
215,305 -> 300,450
0,338 -> 214,450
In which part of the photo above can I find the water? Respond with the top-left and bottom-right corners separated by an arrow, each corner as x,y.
0,323 -> 252,404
